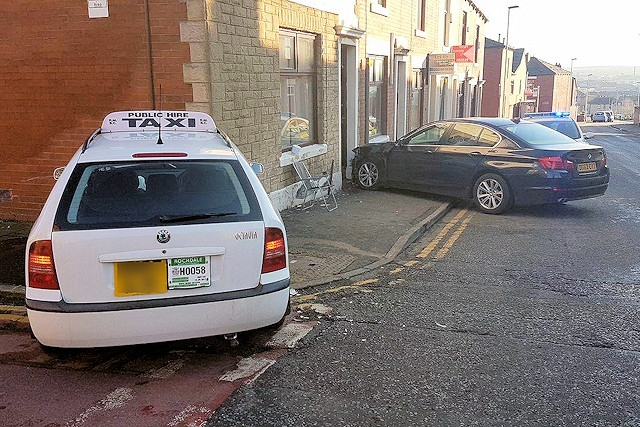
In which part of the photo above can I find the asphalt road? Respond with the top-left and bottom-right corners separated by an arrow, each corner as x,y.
209,125 -> 640,426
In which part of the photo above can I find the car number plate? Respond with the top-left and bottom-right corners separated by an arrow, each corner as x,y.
577,162 -> 597,173
114,260 -> 168,297
168,256 -> 211,289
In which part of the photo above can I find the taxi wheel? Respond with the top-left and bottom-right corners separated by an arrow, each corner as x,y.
267,298 -> 291,329
356,161 -> 381,190
473,173 -> 512,214
38,343 -> 69,357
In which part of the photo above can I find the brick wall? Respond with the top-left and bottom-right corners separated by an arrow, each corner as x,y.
537,75 -> 555,112
0,0 -> 192,221
481,47 -> 502,117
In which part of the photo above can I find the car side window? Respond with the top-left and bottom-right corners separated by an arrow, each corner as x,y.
407,123 -> 449,145
444,123 -> 484,146
477,128 -> 501,147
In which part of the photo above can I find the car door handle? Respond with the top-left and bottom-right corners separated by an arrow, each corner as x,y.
469,151 -> 482,157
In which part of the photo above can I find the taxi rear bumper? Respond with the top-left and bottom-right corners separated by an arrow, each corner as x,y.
27,281 -> 289,348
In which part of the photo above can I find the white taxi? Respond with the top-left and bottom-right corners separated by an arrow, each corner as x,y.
26,111 -> 290,348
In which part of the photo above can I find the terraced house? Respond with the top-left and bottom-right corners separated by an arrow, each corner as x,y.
0,0 -> 486,220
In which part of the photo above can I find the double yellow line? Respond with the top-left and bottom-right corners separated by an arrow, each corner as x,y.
416,208 -> 475,260
293,208 -> 476,305
0,305 -> 29,329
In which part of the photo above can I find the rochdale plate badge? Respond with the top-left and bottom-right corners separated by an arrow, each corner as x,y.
157,229 -> 171,244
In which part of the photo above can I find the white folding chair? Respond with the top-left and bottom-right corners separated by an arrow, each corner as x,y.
292,159 -> 338,211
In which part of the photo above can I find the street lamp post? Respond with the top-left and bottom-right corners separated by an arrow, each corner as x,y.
501,5 -> 519,118
570,58 -> 577,110
584,73 -> 593,119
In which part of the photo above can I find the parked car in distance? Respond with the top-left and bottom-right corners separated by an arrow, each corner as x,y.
353,117 -> 609,214
604,111 -> 614,122
592,111 -> 608,122
26,110 -> 290,348
523,112 -> 594,143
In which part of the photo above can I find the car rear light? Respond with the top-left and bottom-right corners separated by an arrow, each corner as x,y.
262,227 -> 286,273
538,156 -> 574,171
28,240 -> 60,290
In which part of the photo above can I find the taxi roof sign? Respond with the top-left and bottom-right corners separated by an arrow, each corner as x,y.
101,111 -> 217,133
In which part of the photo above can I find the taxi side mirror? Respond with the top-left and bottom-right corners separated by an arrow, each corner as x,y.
53,167 -> 65,180
250,162 -> 264,175
583,132 -> 595,140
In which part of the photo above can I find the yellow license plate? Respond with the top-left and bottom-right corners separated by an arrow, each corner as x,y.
114,260 -> 168,297
577,162 -> 597,173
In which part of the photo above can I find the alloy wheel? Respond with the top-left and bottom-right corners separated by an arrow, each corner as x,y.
476,178 -> 504,210
357,162 -> 379,189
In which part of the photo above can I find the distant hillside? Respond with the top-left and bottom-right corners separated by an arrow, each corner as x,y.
574,66 -> 639,79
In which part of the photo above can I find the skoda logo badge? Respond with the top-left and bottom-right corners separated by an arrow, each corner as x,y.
157,230 -> 171,244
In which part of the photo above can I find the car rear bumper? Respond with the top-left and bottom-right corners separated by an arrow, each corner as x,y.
515,177 -> 609,205
27,282 -> 289,348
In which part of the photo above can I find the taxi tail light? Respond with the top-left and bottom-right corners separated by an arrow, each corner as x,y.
538,156 -> 574,171
28,240 -> 60,290
262,228 -> 286,273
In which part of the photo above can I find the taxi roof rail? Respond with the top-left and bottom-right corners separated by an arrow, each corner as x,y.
81,128 -> 102,153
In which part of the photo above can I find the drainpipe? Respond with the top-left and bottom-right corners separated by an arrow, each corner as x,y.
144,0 -> 156,109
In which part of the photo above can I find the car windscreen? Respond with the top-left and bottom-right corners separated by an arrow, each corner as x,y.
535,120 -> 581,139
499,122 -> 577,147
55,160 -> 262,230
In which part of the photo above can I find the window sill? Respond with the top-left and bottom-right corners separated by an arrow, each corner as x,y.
368,134 -> 390,144
415,29 -> 427,38
370,3 -> 389,17
279,143 -> 327,167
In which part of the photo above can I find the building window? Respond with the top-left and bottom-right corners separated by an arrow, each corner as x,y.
474,25 -> 480,61
371,0 -> 389,16
443,0 -> 451,46
417,0 -> 427,32
279,30 -> 316,150
510,80 -> 515,95
367,56 -> 387,138
461,11 -> 468,45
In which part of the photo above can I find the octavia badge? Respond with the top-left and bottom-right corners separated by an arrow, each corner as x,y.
157,230 -> 171,244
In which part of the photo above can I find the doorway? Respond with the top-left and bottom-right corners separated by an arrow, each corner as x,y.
340,43 -> 357,180
395,59 -> 407,139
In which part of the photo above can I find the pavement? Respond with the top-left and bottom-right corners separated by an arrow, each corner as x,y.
0,181 -> 451,303
608,121 -> 640,135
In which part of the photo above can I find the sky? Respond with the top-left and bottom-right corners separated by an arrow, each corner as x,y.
472,0 -> 640,69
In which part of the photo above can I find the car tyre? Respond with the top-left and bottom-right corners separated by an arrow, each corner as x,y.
356,160 -> 381,190
267,298 -> 291,330
473,173 -> 512,214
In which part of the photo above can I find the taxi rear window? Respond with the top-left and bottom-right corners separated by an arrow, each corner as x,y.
54,160 -> 262,230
